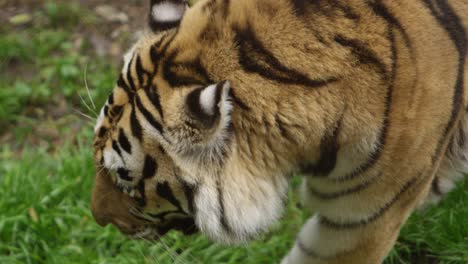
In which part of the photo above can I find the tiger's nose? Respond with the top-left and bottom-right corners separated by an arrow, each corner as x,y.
92,211 -> 138,235
90,186 -> 140,234
90,166 -> 143,234
91,209 -> 111,227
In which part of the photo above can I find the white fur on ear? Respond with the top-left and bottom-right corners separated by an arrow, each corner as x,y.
199,84 -> 218,115
187,81 -> 232,125
200,81 -> 232,117
218,80 -> 233,121
151,0 -> 186,23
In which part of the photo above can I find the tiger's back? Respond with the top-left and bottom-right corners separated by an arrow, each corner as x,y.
90,0 -> 468,263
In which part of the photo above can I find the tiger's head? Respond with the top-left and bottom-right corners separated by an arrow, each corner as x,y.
91,0 -> 289,244
90,72 -> 198,238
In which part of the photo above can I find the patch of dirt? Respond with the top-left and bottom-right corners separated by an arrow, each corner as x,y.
1,1 -> 151,152
2,0 -> 149,59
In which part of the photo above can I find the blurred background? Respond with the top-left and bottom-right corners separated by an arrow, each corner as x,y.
0,1 -> 467,263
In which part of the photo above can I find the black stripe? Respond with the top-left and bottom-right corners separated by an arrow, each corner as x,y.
136,179 -> 147,207
126,55 -> 137,91
334,2 -> 360,21
182,182 -> 196,214
117,168 -> 132,181
302,114 -> 343,176
308,172 -> 382,200
149,34 -> 168,68
157,217 -> 196,236
142,155 -> 158,179
117,74 -> 133,96
320,175 -> 421,229
112,140 -> 123,157
103,105 -> 109,117
135,55 -> 148,87
166,218 -> 198,235
110,106 -> 124,122
369,0 -> 414,54
118,128 -> 132,154
150,44 -> 160,67
217,178 -> 232,234
143,86 -> 164,120
334,35 -> 388,78
135,95 -> 164,134
108,93 -> 114,104
130,103 -> 143,141
423,0 -> 466,162
156,182 -> 184,211
427,0 -> 467,56
149,20 -> 181,32
163,52 -> 211,87
229,88 -> 250,111
234,24 -> 338,88
98,127 -> 108,138
181,57 -> 213,84
174,171 -> 198,215
290,0 -> 308,16
369,0 -> 419,108
335,26 -> 397,182
159,145 -> 166,154
159,29 -> 179,56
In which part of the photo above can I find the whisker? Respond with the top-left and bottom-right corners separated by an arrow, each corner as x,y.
77,92 -> 98,118
83,63 -> 97,110
96,166 -> 109,177
73,108 -> 95,122
134,234 -> 159,263
138,232 -> 178,263
180,234 -> 203,264
132,233 -> 153,261
153,233 -> 180,263
156,232 -> 201,264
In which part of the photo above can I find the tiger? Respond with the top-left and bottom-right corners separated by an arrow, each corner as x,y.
90,0 -> 468,263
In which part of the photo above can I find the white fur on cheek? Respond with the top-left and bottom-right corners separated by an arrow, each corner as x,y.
199,84 -> 218,115
122,46 -> 136,76
192,156 -> 289,244
94,106 -> 106,133
151,1 -> 185,22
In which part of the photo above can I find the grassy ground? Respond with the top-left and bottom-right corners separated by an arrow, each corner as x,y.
1,1 -> 467,263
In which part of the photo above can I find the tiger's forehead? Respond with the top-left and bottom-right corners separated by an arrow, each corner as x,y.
94,33 -> 161,134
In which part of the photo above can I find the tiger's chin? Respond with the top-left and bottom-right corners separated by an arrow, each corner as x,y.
129,218 -> 199,241
192,176 -> 289,245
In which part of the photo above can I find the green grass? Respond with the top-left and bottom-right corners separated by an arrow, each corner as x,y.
1,1 -> 467,263
0,142 -> 307,264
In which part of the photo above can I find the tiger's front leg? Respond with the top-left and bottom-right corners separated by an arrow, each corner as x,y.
281,171 -> 433,264
281,215 -> 397,264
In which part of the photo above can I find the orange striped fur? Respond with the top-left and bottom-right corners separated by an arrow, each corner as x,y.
91,0 -> 467,262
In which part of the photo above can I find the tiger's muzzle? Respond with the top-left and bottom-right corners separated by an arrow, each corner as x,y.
91,166 -> 198,239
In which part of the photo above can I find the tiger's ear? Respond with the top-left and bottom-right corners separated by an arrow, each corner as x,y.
185,81 -> 233,131
149,0 -> 188,33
